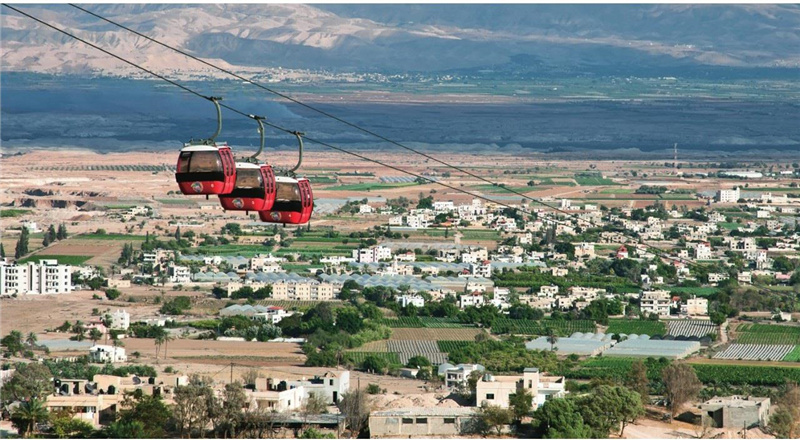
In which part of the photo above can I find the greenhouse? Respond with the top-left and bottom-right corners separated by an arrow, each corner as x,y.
603,338 -> 701,359
525,333 -> 614,356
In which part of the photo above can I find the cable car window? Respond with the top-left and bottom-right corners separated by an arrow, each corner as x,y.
189,151 -> 223,172
235,168 -> 263,189
272,181 -> 303,212
177,152 -> 191,173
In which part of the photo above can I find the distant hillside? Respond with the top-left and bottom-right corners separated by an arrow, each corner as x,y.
2,4 -> 799,76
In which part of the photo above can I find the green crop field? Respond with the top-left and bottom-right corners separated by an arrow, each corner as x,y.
783,346 -> 800,362
666,286 -> 719,297
419,229 -> 501,240
574,175 -> 617,186
379,317 -> 424,328
606,319 -> 667,336
600,188 -> 634,194
419,317 -> 472,328
77,233 -> 147,241
491,318 -> 595,336
344,352 -> 400,365
437,341 -> 475,352
17,255 -> 92,265
564,357 -> 800,385
255,299 -> 343,309
470,184 -> 534,194
156,198 -> 197,205
736,324 -> 800,345
1,209 -> 31,218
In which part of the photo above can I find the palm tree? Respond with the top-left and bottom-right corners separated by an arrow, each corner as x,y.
545,327 -> 559,352
25,332 -> 38,347
154,333 -> 167,361
163,333 -> 175,359
11,398 -> 48,438
89,328 -> 103,346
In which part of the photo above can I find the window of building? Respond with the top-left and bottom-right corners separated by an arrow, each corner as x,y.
486,393 -> 495,400
444,418 -> 456,424
402,418 -> 414,425
416,418 -> 428,424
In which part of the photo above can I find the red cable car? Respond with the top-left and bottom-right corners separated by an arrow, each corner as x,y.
257,131 -> 314,225
175,97 -> 237,196
258,176 -> 313,224
219,162 -> 277,212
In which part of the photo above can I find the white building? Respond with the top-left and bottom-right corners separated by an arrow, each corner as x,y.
442,364 -> 485,389
271,280 -> 337,301
640,290 -> 671,317
476,368 -> 566,410
1,259 -> 72,296
167,265 -> 191,284
470,261 -> 492,278
396,294 -> 425,308
682,297 -> 709,316
89,345 -> 127,363
694,242 -> 712,260
717,187 -> 741,203
459,292 -> 485,309
352,246 -> 392,263
106,310 -> 130,330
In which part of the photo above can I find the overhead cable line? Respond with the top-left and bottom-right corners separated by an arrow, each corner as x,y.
6,3 -> 781,295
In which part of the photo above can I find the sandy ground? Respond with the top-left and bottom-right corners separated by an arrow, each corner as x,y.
621,416 -> 775,439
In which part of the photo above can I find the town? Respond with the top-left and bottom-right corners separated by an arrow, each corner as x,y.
1,148 -> 799,439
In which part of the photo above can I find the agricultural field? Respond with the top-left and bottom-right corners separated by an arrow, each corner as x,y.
666,320 -> 718,338
0,209 -> 30,218
344,352 -> 400,365
783,346 -> 800,362
666,286 -> 719,297
255,300 -> 344,310
437,341 -> 475,353
491,318 -> 595,336
418,317 -> 471,328
736,323 -> 800,345
713,343 -> 794,361
416,229 -> 501,241
606,319 -> 667,336
323,182 -> 420,192
77,233 -> 147,241
574,174 -> 617,185
469,184 -> 534,194
386,340 -> 448,364
389,327 -> 485,341
17,254 -> 92,265
564,356 -> 800,385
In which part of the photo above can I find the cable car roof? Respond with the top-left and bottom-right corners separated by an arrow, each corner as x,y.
235,162 -> 262,169
180,143 -> 229,152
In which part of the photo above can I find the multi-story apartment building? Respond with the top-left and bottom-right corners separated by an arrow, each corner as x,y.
271,280 -> 336,301
476,368 -> 566,410
717,187 -> 741,203
640,290 -> 672,317
1,259 -> 72,296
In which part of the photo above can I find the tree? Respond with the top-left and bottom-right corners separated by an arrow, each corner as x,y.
770,408 -> 794,439
475,404 -> 512,436
1,330 -> 24,356
11,398 -> 49,437
15,227 -> 30,258
173,383 -> 213,438
406,355 -> 432,369
0,243 -> 5,258
47,225 -> 57,243
106,288 -> 122,300
43,233 -> 51,247
534,398 -> 593,439
51,410 -> 95,438
25,332 -> 38,347
545,327 -> 559,351
625,360 -> 650,405
102,420 -> 146,438
89,328 -> 103,345
578,385 -> 644,436
117,393 -> 172,438
337,390 -> 371,437
216,383 -> 248,438
361,354 -> 389,374
57,223 -> 68,240
0,363 -> 52,404
509,388 -> 533,421
661,363 -> 702,421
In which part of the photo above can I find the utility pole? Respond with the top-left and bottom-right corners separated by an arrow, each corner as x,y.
673,143 -> 678,174
230,361 -> 234,384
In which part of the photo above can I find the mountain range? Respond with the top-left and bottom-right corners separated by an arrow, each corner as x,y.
2,4 -> 799,77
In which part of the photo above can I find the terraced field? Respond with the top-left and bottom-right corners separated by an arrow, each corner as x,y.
387,340 -> 448,364
344,352 -> 400,365
784,346 -> 800,362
